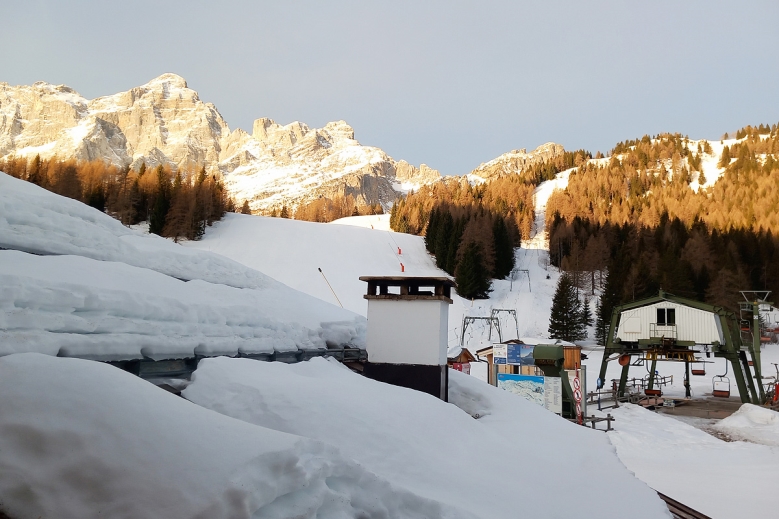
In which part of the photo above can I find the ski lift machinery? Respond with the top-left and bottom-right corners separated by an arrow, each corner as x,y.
599,290 -> 767,405
491,309 -> 519,340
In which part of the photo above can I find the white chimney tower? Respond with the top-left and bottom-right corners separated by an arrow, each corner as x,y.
359,276 -> 455,401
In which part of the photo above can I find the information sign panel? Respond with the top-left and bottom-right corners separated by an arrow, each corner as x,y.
497,374 -> 544,406
493,344 -> 507,365
506,343 -> 535,365
497,374 -> 562,414
543,376 -> 562,414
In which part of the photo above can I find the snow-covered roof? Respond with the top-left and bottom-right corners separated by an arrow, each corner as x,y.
0,173 -> 365,361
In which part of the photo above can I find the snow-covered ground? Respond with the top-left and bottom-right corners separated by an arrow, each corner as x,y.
604,403 -> 779,519
584,343 -> 779,518
0,353 -> 461,519
0,173 -> 365,360
185,212 -> 563,384
330,213 -> 392,231
183,356 -> 668,519
3,163 -> 776,517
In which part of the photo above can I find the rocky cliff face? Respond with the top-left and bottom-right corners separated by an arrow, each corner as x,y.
468,142 -> 565,181
0,74 -> 441,212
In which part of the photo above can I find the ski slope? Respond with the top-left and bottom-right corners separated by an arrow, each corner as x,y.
185,213 -> 564,372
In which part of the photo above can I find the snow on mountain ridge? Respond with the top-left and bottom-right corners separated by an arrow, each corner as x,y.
0,74 -> 441,213
470,142 -> 565,180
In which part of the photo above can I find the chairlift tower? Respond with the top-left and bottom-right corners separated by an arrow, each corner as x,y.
509,268 -> 531,292
738,291 -> 773,402
490,309 -> 519,341
460,316 -> 502,349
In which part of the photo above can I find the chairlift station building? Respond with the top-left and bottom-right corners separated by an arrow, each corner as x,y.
615,300 -> 725,346
601,290 -> 767,404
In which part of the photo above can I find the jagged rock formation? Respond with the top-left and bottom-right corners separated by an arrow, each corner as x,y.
0,74 -> 440,212
468,142 -> 565,180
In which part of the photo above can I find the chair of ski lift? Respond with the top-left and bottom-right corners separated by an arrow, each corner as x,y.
691,363 -> 706,376
712,362 -> 731,398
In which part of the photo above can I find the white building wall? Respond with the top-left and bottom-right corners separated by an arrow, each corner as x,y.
616,301 -> 723,345
366,299 -> 448,365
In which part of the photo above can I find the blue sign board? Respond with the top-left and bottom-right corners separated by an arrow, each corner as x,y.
506,343 -> 535,365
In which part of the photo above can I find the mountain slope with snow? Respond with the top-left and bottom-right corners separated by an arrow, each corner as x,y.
468,142 -> 565,181
0,74 -> 440,211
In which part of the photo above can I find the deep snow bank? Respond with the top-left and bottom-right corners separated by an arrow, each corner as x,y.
0,173 -> 271,289
0,354 -> 463,519
0,250 -> 363,360
711,403 -> 779,446
184,357 -> 670,519
0,173 -> 366,360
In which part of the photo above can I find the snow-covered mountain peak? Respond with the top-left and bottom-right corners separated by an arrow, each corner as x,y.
142,72 -> 189,90
1,75 -> 442,212
470,142 -> 565,180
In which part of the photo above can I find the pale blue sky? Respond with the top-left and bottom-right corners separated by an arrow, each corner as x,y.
2,1 -> 778,175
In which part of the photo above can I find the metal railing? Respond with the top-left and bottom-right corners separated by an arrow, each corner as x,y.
649,323 -> 677,339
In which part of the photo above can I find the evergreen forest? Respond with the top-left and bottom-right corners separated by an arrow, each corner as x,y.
388,150 -> 593,300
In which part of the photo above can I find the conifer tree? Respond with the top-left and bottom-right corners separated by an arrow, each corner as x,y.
425,208 -> 440,253
454,241 -> 492,299
149,166 -> 171,235
718,145 -> 731,168
434,211 -> 454,271
579,297 -> 593,338
596,267 -> 621,345
279,205 -> 290,219
492,216 -> 514,278
241,200 -> 252,214
548,272 -> 585,342
446,216 -> 467,274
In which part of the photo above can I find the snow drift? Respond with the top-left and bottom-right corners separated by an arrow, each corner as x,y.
184,356 -> 670,519
0,173 -> 272,289
606,403 -> 778,519
0,353 -> 461,519
711,403 -> 779,446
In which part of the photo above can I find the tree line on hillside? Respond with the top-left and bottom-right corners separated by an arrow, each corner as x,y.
549,127 -> 779,233
390,200 -> 516,299
0,156 -> 234,241
388,150 -> 598,300
542,123 -> 779,342
550,214 -> 779,344
249,194 -> 384,223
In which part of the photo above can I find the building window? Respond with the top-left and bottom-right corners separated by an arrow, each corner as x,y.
656,308 -> 676,326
